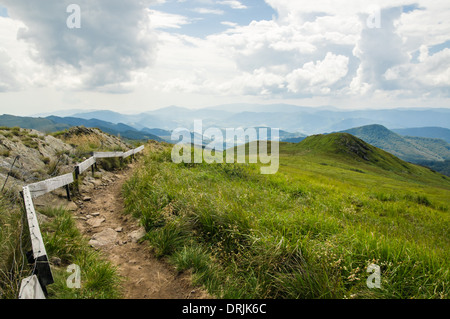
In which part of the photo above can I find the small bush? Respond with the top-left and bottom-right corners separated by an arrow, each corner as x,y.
415,195 -> 432,207
40,156 -> 51,164
22,136 -> 39,149
46,160 -> 61,176
170,245 -> 211,273
145,222 -> 187,258
1,131 -> 13,138
11,127 -> 21,136
98,158 -> 123,171
0,149 -> 10,157
404,193 -> 433,207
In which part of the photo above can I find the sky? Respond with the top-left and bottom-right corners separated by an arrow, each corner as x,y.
0,0 -> 449,116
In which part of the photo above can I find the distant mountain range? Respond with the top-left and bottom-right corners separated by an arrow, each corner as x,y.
0,114 -> 164,142
3,104 -> 450,175
392,127 -> 450,144
37,104 -> 449,135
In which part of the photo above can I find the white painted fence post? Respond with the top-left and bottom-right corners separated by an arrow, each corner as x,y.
21,186 -> 54,292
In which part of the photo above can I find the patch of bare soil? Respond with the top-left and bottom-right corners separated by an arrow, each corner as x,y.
71,164 -> 210,299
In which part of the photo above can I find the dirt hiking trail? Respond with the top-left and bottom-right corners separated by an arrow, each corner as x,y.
72,163 -> 210,299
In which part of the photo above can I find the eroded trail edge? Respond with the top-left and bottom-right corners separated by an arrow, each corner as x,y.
72,164 -> 209,299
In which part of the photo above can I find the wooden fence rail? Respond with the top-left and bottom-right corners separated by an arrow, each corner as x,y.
76,156 -> 96,174
134,145 -> 145,154
122,149 -> 134,159
93,151 -> 124,159
27,173 -> 74,199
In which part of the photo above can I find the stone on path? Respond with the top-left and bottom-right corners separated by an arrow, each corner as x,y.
128,227 -> 146,243
89,228 -> 117,249
86,217 -> 105,228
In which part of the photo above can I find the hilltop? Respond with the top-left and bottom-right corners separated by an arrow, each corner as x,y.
280,132 -> 449,185
284,133 -> 412,170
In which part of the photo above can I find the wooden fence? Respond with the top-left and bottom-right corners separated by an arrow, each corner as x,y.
18,145 -> 145,299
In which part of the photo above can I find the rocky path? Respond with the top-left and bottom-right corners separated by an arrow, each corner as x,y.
71,164 -> 209,299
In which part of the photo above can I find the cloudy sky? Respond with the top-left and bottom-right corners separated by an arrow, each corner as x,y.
0,0 -> 449,115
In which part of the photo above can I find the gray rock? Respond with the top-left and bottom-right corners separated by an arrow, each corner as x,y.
128,227 -> 146,243
36,212 -> 50,224
89,228 -> 117,249
86,217 -> 105,228
65,201 -> 78,212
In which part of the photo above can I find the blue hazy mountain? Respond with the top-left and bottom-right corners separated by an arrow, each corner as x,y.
340,124 -> 450,163
67,105 -> 450,135
392,127 -> 450,144
47,116 -> 164,142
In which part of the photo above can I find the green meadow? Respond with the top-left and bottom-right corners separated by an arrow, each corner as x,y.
123,135 -> 450,299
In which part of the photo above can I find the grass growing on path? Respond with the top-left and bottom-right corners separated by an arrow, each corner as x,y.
40,207 -> 122,299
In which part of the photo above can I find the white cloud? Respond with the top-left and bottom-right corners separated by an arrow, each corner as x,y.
192,8 -> 224,15
0,0 -> 449,113
146,1 -> 450,100
0,0 -> 158,92
385,48 -> 450,88
0,48 -> 19,91
218,1 -> 247,10
351,7 -> 410,93
221,21 -> 238,27
149,9 -> 191,29
286,53 -> 349,94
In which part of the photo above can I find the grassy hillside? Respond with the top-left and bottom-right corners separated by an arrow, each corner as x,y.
122,136 -> 449,299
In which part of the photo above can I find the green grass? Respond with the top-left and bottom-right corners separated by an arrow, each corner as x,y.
39,207 -> 122,299
0,192 -> 27,299
123,139 -> 450,299
0,201 -> 121,299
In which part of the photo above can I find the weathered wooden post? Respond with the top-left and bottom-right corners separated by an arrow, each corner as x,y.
21,186 -> 54,296
65,184 -> 71,201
